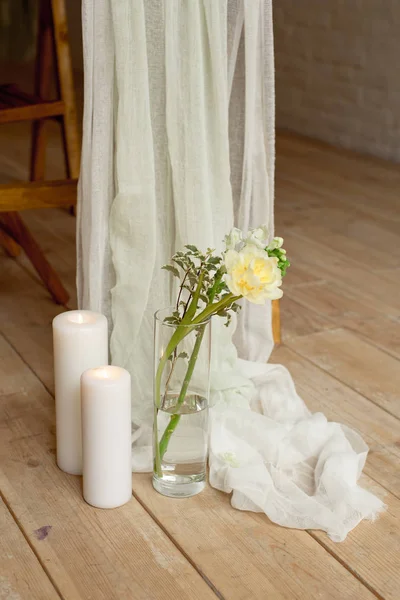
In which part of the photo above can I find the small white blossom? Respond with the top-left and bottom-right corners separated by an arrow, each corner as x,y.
245,225 -> 269,249
224,227 -> 243,251
268,236 -> 284,250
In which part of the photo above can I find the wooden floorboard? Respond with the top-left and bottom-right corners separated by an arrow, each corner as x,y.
131,475 -> 376,600
0,496 -> 61,599
1,131 -> 399,598
0,334 -> 219,600
0,255 -> 374,598
286,328 -> 400,420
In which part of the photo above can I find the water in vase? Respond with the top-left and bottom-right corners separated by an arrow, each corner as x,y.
153,393 -> 208,498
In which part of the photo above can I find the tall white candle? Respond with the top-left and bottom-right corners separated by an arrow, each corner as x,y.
81,366 -> 132,509
52,310 -> 108,475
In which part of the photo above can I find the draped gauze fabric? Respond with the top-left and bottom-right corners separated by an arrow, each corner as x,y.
78,0 -> 384,541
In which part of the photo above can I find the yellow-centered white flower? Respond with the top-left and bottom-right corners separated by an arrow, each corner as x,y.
224,243 -> 283,304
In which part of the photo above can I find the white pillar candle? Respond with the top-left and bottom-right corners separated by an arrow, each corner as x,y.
53,310 -> 108,475
81,366 -> 132,509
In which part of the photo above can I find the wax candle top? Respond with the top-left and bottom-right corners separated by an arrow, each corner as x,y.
68,312 -> 96,324
82,366 -> 130,388
53,310 -> 107,331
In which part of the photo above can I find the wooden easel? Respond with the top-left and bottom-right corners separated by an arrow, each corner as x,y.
0,0 -> 79,305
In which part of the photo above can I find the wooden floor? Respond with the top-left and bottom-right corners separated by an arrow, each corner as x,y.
0,132 -> 399,599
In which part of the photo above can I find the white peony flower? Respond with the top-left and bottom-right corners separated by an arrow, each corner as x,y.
224,227 -> 243,251
224,243 -> 283,304
268,236 -> 284,250
245,225 -> 269,249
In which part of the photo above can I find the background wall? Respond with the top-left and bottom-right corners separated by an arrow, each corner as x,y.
274,0 -> 400,162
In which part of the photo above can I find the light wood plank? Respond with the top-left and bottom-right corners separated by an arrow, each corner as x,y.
276,146 -> 400,224
287,281 -> 400,359
277,131 -> 400,189
311,476 -> 400,600
288,281 -> 381,323
0,210 -> 75,391
276,154 -> 400,259
0,317 -> 376,598
0,335 -> 218,600
132,475 -> 376,600
283,233 -> 400,318
287,222 -> 400,270
286,328 -> 400,419
0,231 -> 375,600
270,345 -> 400,498
284,265 -> 324,289
280,296 -> 335,341
0,497 -> 59,600
344,316 -> 400,361
0,255 -> 62,392
1,130 -> 399,599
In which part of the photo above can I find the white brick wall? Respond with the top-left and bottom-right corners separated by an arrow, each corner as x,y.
274,0 -> 400,162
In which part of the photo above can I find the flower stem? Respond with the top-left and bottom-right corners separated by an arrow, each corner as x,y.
153,291 -> 242,476
192,293 -> 241,324
153,325 -> 188,476
158,326 -> 205,461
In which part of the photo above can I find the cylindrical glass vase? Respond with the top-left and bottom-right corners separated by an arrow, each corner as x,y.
153,308 -> 211,498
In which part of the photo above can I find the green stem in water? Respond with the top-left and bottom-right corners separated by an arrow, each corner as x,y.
158,326 -> 205,461
154,325 -> 188,476
153,273 -> 206,476
154,290 -> 242,476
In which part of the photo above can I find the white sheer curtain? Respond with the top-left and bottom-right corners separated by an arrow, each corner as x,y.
78,0 -> 384,541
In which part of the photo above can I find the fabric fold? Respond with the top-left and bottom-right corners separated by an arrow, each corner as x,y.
77,0 -> 115,322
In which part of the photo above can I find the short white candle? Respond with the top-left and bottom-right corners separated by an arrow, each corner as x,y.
81,366 -> 132,509
52,310 -> 108,475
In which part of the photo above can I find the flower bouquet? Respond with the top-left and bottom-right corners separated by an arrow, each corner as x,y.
153,226 -> 289,497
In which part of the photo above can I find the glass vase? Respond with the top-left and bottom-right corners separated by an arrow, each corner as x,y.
152,307 -> 211,498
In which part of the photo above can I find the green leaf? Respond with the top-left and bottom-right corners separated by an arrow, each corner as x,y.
177,351 -> 189,359
231,303 -> 241,312
185,244 -> 199,253
208,256 -> 222,265
164,316 -> 179,324
205,263 -> 218,272
172,258 -> 186,269
188,273 -> 197,286
162,265 -> 180,278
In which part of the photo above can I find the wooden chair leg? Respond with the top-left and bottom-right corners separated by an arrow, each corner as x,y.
30,0 -> 54,182
51,0 -> 81,180
0,226 -> 21,258
0,213 -> 69,305
272,299 -> 281,345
